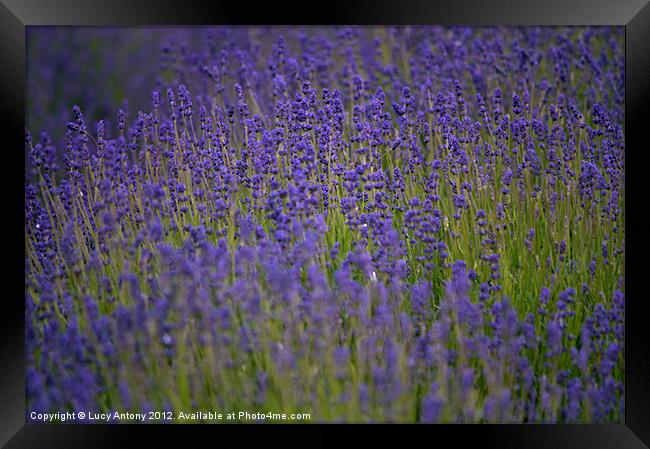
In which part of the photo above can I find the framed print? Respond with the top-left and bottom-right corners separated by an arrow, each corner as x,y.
2,0 -> 649,447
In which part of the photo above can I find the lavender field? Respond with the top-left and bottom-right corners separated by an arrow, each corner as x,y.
25,26 -> 625,423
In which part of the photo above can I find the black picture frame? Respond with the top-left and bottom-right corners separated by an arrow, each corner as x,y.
3,1 -> 649,447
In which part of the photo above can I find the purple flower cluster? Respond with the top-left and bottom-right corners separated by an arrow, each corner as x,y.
25,26 -> 624,422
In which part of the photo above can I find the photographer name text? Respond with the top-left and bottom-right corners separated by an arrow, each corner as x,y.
29,410 -> 311,422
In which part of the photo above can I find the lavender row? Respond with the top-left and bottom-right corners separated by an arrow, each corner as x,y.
25,26 -> 624,422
